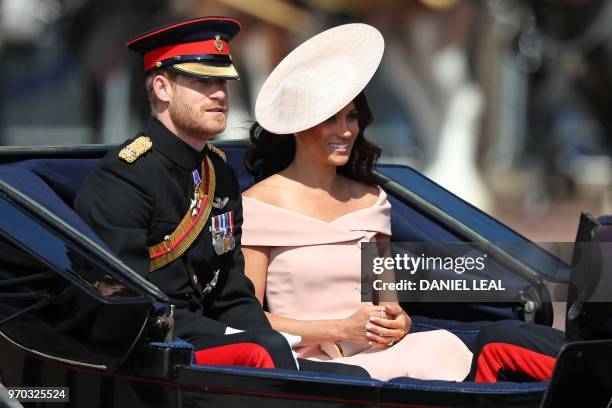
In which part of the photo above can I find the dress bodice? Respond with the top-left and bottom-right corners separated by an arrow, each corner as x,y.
242,187 -> 391,320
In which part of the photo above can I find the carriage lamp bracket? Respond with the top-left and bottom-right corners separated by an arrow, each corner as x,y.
519,287 -> 542,324
153,304 -> 175,344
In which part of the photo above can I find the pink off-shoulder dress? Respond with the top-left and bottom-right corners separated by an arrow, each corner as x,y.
242,188 -> 472,381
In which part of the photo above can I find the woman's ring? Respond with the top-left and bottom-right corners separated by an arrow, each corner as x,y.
388,339 -> 394,346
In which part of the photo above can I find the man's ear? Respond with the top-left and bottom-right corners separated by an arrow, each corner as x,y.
152,74 -> 174,104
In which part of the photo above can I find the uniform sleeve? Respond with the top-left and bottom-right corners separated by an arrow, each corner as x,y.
209,169 -> 271,330
74,160 -> 153,277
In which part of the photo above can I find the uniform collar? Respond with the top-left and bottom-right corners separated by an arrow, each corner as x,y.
146,118 -> 208,171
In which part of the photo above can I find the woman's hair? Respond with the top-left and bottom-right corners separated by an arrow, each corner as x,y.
245,92 -> 384,186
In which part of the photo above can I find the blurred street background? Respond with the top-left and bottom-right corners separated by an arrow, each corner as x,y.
1,0 -> 611,243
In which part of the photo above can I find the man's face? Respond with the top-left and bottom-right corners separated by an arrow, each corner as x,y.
167,75 -> 229,140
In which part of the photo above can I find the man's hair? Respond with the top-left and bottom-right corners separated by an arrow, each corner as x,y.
145,69 -> 177,116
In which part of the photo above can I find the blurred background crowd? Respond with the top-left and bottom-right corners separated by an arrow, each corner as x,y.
1,0 -> 611,243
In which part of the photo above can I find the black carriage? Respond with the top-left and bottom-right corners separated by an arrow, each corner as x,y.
0,143 -> 610,407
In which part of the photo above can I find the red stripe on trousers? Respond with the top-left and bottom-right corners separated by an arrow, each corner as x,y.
475,342 -> 556,382
194,342 -> 276,368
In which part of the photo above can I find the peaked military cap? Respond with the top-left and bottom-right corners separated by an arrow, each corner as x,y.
126,16 -> 242,79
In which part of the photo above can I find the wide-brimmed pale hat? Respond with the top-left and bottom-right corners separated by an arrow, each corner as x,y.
255,23 -> 384,134
126,17 -> 241,80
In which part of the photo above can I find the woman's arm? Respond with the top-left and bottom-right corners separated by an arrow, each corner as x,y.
241,245 -> 269,304
365,234 -> 412,346
243,245 -> 386,346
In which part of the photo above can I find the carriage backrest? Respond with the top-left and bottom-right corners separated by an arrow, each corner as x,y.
0,145 -> 542,324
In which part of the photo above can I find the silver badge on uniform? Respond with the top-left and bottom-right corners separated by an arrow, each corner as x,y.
202,269 -> 220,296
212,196 -> 229,209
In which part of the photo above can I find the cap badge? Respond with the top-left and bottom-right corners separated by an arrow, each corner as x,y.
214,34 -> 224,52
119,136 -> 152,163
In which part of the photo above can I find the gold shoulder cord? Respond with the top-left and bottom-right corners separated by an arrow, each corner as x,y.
207,143 -> 226,162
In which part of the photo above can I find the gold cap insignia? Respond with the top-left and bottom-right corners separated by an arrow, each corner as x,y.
207,143 -> 226,162
119,136 -> 153,163
214,34 -> 224,52
155,61 -> 162,68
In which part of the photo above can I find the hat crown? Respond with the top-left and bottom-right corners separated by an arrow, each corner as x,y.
255,23 -> 384,134
126,16 -> 241,54
126,16 -> 242,78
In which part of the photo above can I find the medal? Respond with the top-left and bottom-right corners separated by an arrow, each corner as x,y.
213,234 -> 225,255
211,211 -> 235,254
227,211 -> 235,250
220,212 -> 229,252
191,170 -> 202,216
211,215 -> 226,255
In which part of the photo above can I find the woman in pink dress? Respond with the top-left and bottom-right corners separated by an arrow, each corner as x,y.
241,24 -> 472,381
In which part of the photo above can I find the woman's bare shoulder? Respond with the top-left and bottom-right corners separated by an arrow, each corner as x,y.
243,174 -> 291,205
342,176 -> 380,200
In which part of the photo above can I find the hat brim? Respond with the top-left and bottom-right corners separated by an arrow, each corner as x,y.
170,62 -> 239,79
255,24 -> 383,134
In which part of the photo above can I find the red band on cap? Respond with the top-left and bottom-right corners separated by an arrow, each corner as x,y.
143,39 -> 230,71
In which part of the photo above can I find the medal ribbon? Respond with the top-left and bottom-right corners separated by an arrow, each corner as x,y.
221,212 -> 227,234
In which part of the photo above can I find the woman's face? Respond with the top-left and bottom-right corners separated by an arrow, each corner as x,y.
294,101 -> 359,167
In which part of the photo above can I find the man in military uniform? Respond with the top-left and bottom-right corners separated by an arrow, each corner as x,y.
74,16 -> 367,376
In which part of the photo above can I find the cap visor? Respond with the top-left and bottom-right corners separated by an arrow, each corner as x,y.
171,62 -> 239,79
